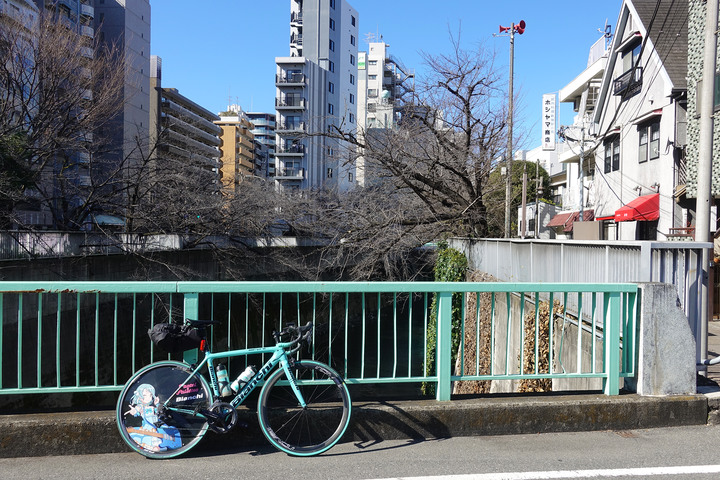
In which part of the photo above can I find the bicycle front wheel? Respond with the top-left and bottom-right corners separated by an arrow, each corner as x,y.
116,361 -> 212,459
258,360 -> 351,456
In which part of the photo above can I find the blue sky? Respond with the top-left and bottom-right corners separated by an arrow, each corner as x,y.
150,0 -> 623,148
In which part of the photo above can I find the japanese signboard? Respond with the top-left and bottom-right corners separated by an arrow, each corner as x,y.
542,94 -> 556,151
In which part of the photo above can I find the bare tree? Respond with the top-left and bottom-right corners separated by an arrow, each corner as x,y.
0,9 -> 126,229
291,35 -> 513,279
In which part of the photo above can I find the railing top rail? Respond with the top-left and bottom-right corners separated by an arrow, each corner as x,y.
453,237 -> 713,250
0,281 -> 638,295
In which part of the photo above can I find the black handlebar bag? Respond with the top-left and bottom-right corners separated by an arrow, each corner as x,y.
148,322 -> 202,353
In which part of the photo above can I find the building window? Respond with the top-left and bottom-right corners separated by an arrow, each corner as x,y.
328,61 -> 334,72
328,82 -> 334,93
368,74 -> 377,80
350,54 -> 355,65
351,15 -> 356,26
330,18 -> 335,30
329,39 -> 335,51
638,120 -> 660,163
350,74 -> 355,85
349,172 -> 354,182
327,168 -> 333,178
328,103 -> 334,115
351,34 -> 356,46
349,93 -> 355,104
368,60 -> 377,66
330,0 -> 335,9
349,113 -> 355,123
604,137 -> 620,173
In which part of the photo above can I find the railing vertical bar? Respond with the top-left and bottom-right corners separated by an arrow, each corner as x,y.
344,292 -> 349,379
360,293 -> 366,379
167,294 -> 172,361
36,293 -> 42,388
534,291 -> 540,375
311,293 -> 317,361
17,293 -> 23,389
407,292 -> 413,378
476,292 -> 481,377
576,292 -> 583,373
423,293 -> 429,377
94,293 -> 99,386
490,292 -> 496,375
328,293 -> 333,366
392,292 -> 398,378
376,292 -> 381,379
592,292 -> 598,374
460,291 -> 466,376
56,293 -> 61,387
505,292 -> 511,375
603,291 -> 621,395
149,294 -> 154,362
261,293 -> 266,362
519,291 -> 525,374
549,292 -> 555,374
436,291 -> 453,401
132,293 -> 137,371
75,293 -> 80,387
0,293 -> 3,388
113,294 -> 118,386
245,293 -> 249,350
278,292 -> 283,337
182,293 -> 199,365
296,291 -> 301,330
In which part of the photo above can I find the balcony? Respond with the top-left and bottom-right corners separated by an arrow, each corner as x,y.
80,25 -> 94,39
290,33 -> 303,46
613,67 -> 642,98
275,97 -> 306,109
276,122 -> 306,133
275,167 -> 305,180
276,144 -> 305,155
276,73 -> 306,86
290,11 -> 303,25
80,4 -> 94,19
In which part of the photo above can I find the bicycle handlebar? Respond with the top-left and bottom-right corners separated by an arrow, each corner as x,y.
274,321 -> 313,354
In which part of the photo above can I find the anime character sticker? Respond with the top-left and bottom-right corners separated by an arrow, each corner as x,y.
124,383 -> 181,452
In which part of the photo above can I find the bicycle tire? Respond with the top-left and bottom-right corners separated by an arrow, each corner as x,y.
116,361 -> 212,459
258,360 -> 351,456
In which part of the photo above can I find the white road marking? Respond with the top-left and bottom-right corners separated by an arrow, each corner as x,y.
367,464 -> 720,479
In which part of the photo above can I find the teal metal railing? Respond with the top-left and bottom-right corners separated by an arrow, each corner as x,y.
0,281 -> 637,400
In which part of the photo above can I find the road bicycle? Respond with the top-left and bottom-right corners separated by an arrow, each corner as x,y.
116,320 -> 351,459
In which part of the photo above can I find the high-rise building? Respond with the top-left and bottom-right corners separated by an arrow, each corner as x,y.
93,0 -> 151,169
246,112 -> 276,177
356,37 -> 414,187
274,0 -> 358,192
216,105 -> 256,194
149,56 -> 222,194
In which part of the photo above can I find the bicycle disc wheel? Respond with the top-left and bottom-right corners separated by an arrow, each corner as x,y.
258,360 -> 351,456
116,361 -> 212,459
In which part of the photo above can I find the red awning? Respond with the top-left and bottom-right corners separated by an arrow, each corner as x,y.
547,210 -> 594,232
614,193 -> 660,222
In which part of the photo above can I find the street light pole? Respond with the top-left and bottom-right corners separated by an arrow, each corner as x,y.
504,23 -> 515,238
497,20 -> 525,238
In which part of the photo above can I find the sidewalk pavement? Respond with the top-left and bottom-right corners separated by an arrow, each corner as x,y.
2,322 -> 720,458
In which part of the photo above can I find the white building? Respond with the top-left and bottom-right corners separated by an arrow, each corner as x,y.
274,0 -> 359,192
550,0 -> 689,241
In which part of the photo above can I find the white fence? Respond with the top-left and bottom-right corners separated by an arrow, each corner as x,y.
449,238 -> 711,364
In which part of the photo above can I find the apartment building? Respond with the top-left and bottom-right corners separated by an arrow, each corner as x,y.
216,106 -> 256,194
274,0 -> 358,192
149,56 -> 222,192
356,38 -> 414,186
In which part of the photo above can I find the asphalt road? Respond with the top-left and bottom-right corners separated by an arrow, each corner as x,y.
3,425 -> 720,479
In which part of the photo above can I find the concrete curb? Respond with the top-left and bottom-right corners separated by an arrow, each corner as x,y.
0,393 -> 710,458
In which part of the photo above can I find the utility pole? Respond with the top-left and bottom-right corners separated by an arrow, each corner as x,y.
497,20 -> 526,238
696,0 -> 719,374
535,159 -> 541,238
521,162 -> 527,238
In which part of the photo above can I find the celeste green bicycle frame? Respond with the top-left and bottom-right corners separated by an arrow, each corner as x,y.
166,341 -> 308,417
